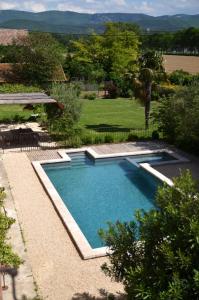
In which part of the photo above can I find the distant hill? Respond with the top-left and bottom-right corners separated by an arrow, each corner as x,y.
0,10 -> 199,34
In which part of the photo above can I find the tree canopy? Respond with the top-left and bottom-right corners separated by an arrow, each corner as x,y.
11,32 -> 64,84
65,22 -> 140,83
153,83 -> 199,154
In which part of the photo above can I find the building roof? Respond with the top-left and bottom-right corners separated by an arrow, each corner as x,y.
163,55 -> 199,75
0,93 -> 57,105
0,63 -> 14,83
0,63 -> 67,83
0,28 -> 28,45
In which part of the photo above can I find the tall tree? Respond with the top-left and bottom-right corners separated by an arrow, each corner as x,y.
65,22 -> 140,83
134,50 -> 164,129
12,32 -> 64,84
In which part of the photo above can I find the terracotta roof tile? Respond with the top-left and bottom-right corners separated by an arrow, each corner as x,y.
0,28 -> 28,45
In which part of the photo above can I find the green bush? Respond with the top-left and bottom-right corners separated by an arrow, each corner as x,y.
104,134 -> 114,143
100,171 -> 199,300
49,83 -> 82,140
153,83 -> 199,154
0,188 -> 21,268
0,83 -> 41,93
169,70 -> 199,86
157,83 -> 178,98
67,137 -> 82,148
152,130 -> 159,140
84,92 -> 97,100
94,136 -> 104,144
82,135 -> 93,145
127,133 -> 139,141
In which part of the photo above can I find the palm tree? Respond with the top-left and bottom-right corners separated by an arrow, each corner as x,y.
134,51 -> 165,129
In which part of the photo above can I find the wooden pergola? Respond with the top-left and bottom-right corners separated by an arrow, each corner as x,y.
0,93 -> 57,105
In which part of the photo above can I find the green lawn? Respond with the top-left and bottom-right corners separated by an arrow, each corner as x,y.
0,105 -> 32,122
79,98 -> 158,130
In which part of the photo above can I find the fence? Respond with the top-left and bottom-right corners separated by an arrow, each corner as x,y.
0,126 -> 157,152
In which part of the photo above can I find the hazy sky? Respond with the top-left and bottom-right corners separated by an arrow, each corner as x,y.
0,0 -> 199,15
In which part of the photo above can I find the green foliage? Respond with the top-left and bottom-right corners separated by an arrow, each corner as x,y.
100,171 -> 199,299
142,27 -> 199,54
135,50 -> 165,129
94,135 -> 104,144
151,130 -> 159,140
11,32 -> 64,85
156,83 -> 179,98
0,84 -> 41,93
84,92 -> 97,100
48,83 -> 82,139
169,70 -> 199,86
0,188 -> 21,267
65,22 -> 140,87
104,134 -> 114,143
81,135 -> 93,145
153,83 -> 199,154
127,133 -> 138,141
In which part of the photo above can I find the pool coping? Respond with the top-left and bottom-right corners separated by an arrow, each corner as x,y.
32,147 -> 189,259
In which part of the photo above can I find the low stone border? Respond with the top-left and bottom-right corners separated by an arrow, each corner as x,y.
32,147 -> 189,259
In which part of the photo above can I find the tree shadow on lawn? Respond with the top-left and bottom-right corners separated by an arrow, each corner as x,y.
72,289 -> 126,300
85,124 -> 131,133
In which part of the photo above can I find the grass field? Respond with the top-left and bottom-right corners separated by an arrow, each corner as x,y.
0,99 -> 158,129
0,105 -> 32,122
79,98 -> 158,130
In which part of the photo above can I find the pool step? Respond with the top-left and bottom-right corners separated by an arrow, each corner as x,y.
68,152 -> 94,167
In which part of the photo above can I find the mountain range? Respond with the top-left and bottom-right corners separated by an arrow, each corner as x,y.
0,10 -> 199,34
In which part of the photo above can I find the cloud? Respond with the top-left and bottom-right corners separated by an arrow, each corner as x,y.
57,2 -> 96,13
23,2 -> 46,12
0,0 -> 198,16
0,2 -> 17,9
112,0 -> 127,6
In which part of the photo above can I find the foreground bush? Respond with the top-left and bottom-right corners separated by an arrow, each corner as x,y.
100,171 -> 199,299
0,187 -> 21,267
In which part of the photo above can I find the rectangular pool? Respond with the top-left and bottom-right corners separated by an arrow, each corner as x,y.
43,152 -> 172,250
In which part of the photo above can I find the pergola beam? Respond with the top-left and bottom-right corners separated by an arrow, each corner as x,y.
0,93 -> 57,105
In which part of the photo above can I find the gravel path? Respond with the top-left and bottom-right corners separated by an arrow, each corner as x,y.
3,152 -> 123,300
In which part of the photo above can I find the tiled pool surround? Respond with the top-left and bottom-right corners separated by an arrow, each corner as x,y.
32,147 -> 189,259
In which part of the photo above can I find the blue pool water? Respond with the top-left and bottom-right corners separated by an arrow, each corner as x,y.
43,152 -> 174,248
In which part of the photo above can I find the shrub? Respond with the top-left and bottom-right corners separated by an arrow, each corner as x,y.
153,83 -> 199,154
67,137 -> 82,148
104,81 -> 120,99
48,83 -> 82,139
0,187 -> 21,268
104,134 -> 114,143
94,136 -> 104,144
84,92 -> 97,100
100,171 -> 199,300
127,133 -> 139,142
82,135 -> 93,145
152,130 -> 159,140
0,83 -> 41,93
157,83 -> 178,97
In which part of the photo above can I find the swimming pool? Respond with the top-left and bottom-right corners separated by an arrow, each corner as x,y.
42,151 -> 176,254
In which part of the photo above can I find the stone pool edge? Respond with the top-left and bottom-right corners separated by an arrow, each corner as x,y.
32,147 -> 189,260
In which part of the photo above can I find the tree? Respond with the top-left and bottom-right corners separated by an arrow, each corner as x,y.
65,22 -> 140,85
153,82 -> 199,154
100,171 -> 199,299
12,32 -> 64,85
134,50 -> 164,129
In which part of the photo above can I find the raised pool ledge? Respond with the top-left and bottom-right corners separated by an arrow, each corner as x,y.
32,147 -> 189,259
